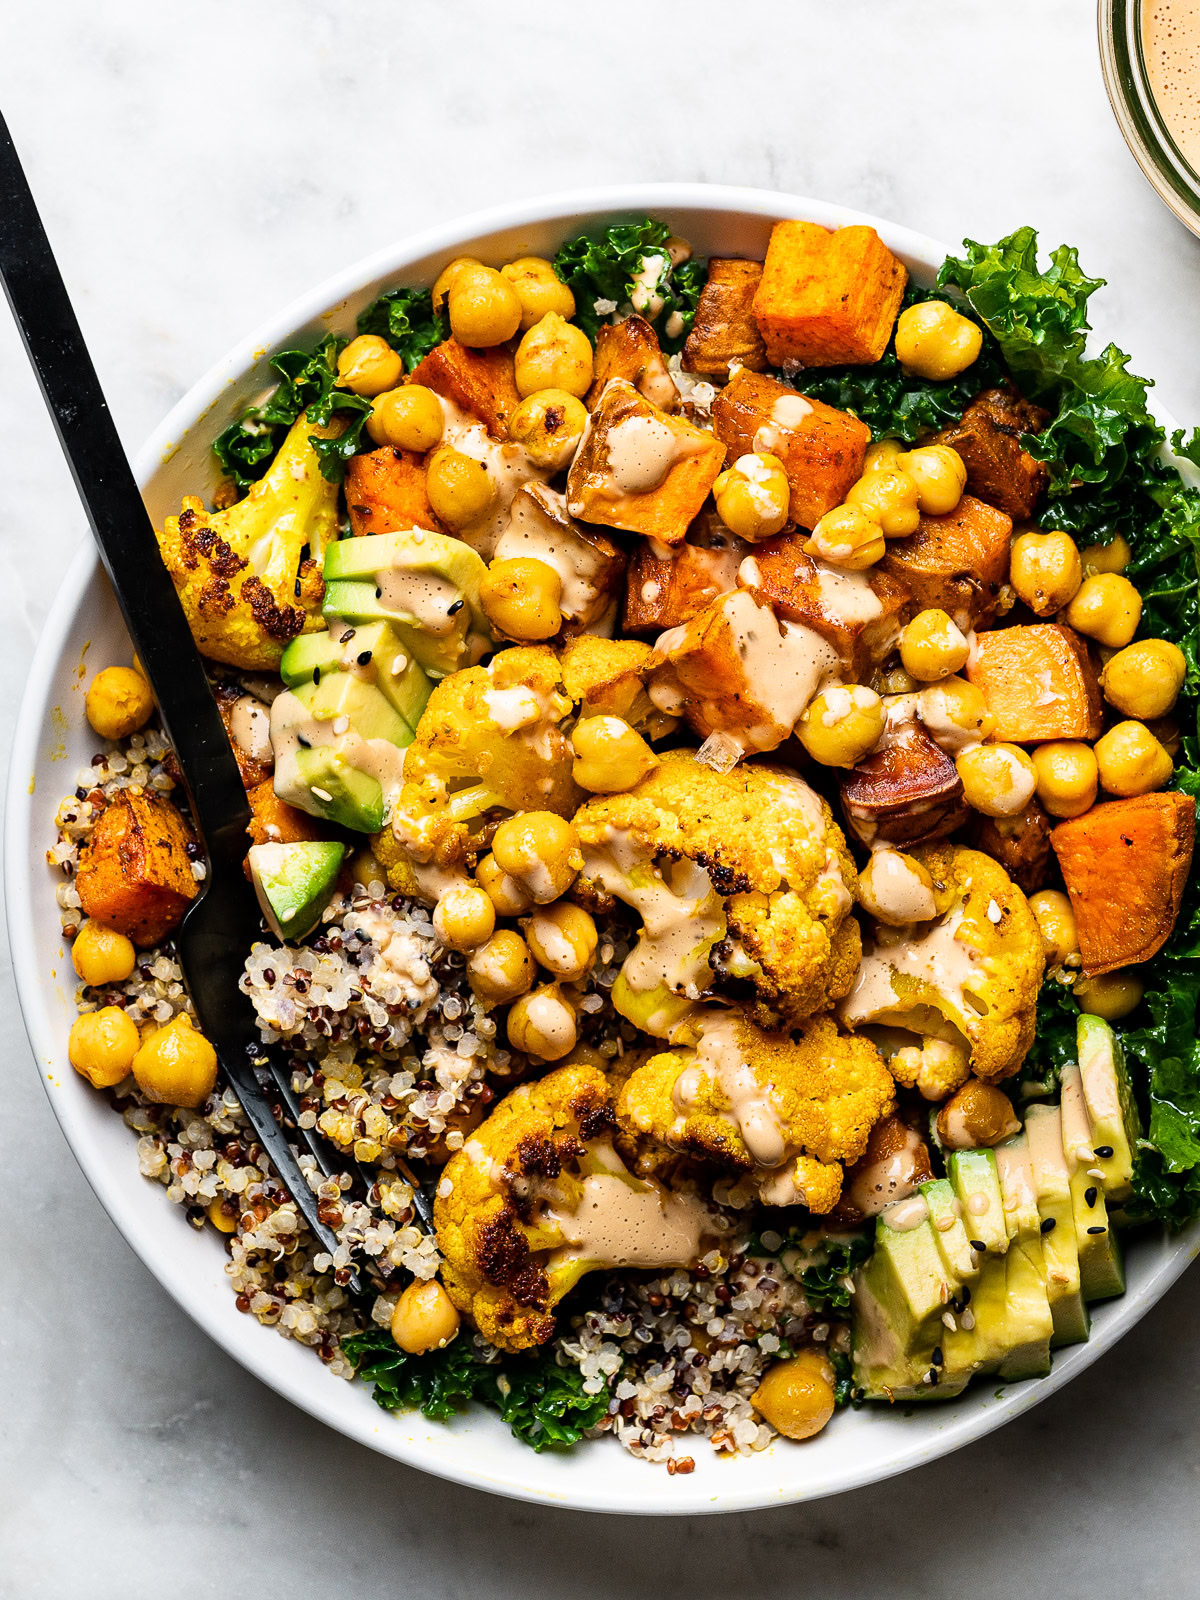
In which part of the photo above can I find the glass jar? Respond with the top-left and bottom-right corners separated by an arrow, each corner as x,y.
1100,0 -> 1200,235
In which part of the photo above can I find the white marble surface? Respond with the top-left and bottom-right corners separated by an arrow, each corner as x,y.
3,0 -> 1200,1590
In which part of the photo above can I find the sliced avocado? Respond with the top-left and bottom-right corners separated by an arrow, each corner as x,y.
249,840 -> 346,942
1061,1062 -> 1126,1303
304,670 -> 412,748
323,528 -> 487,617
290,746 -> 385,833
281,621 -> 432,732
279,628 -> 347,688
992,1134 -> 1054,1380
1077,1013 -> 1141,1204
1026,1104 -> 1089,1348
322,579 -> 480,678
851,1203 -> 969,1401
919,1177 -> 979,1284
947,1148 -> 1008,1258
941,1252 -> 1010,1384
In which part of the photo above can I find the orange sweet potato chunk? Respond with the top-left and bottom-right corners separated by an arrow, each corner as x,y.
752,221 -> 908,367
880,495 -> 1013,630
1050,792 -> 1196,975
682,259 -> 769,377
408,338 -> 519,436
76,790 -> 199,948
587,315 -> 679,411
246,779 -> 326,848
711,370 -> 869,531
345,447 -> 442,537
935,388 -> 1049,521
622,537 -> 743,634
967,624 -> 1102,744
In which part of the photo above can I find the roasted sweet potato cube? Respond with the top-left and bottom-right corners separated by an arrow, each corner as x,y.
587,315 -> 679,412
971,800 -> 1053,895
711,370 -> 869,531
566,378 -> 725,546
880,495 -> 1013,630
346,447 -> 441,537
408,338 -> 520,437
246,779 -> 326,848
841,726 -> 967,849
622,528 -> 743,635
752,221 -> 908,367
211,683 -> 273,790
1050,792 -> 1196,975
494,484 -> 626,631
682,259 -> 769,377
76,790 -> 199,948
967,624 -> 1102,743
935,387 -> 1050,521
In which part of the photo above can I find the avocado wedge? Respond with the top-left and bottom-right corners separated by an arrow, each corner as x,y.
946,1147 -> 1008,1257
280,620 -> 432,731
1025,1104 -> 1089,1348
1076,1013 -> 1142,1205
249,840 -> 346,941
1061,1062 -> 1126,1303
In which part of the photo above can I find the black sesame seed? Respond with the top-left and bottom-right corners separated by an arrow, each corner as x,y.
357,650 -> 373,665
960,1285 -> 972,1306
970,1240 -> 987,1252
1094,1145 -> 1114,1158
375,586 -> 382,599
313,666 -> 321,684
931,1346 -> 944,1367
447,598 -> 464,614
340,629 -> 356,644
1040,1216 -> 1056,1233
1087,1226 -> 1107,1235
928,1368 -> 940,1386
1085,1186 -> 1098,1207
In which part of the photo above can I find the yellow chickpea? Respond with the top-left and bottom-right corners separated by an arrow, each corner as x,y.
514,312 -> 594,398
862,438 -> 906,476
751,1350 -> 836,1441
68,1006 -> 140,1089
366,384 -> 445,452
479,557 -> 563,641
846,468 -> 921,537
336,334 -> 404,397
432,883 -> 496,951
900,608 -> 971,682
492,811 -> 582,904
390,1279 -> 461,1354
448,266 -> 523,348
808,505 -> 886,570
523,902 -> 598,982
1065,573 -> 1143,648
466,929 -> 535,1006
956,743 -> 1038,818
426,447 -> 498,532
132,1013 -> 218,1108
571,716 -> 658,792
72,919 -> 137,986
432,255 -> 488,310
85,665 -> 154,740
506,983 -> 578,1061
916,677 -> 995,751
857,850 -> 938,927
1074,970 -> 1144,1021
1095,720 -> 1174,796
798,684 -> 885,768
894,300 -> 984,380
1009,530 -> 1083,616
501,256 -> 576,329
1031,740 -> 1099,819
713,453 -> 791,541
901,444 -> 967,515
475,852 -> 533,916
1081,533 -> 1132,575
507,390 -> 588,471
1100,639 -> 1187,720
1029,889 -> 1080,968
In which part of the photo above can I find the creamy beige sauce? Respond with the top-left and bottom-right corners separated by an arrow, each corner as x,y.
673,1013 -> 787,1168
376,567 -> 461,636
845,1123 -> 928,1216
1059,1063 -> 1096,1169
436,395 -> 546,557
482,684 -> 544,731
629,253 -> 669,319
605,414 -> 685,494
860,850 -> 938,925
753,392 -> 813,455
811,560 -> 884,626
494,485 -> 610,623
841,905 -> 981,1028
1144,0 -> 1200,170
883,1194 -> 930,1232
995,1138 -> 1038,1221
521,990 -> 576,1055
229,694 -> 273,765
544,1142 -> 710,1269
270,687 -> 407,812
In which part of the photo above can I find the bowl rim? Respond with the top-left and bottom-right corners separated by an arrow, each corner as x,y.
9,181 -> 1200,1515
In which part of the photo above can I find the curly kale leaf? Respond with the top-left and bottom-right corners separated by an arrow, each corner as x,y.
477,1346 -> 613,1451
744,1227 -> 871,1312
829,1350 -> 864,1409
356,285 -> 448,370
553,217 -> 701,351
1017,980 -> 1081,1101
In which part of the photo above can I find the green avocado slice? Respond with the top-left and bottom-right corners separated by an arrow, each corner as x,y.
851,1203 -> 970,1401
919,1177 -> 980,1284
1076,1013 -> 1141,1204
1061,1062 -> 1126,1303
947,1148 -> 1008,1257
1025,1104 -> 1089,1348
280,620 -> 432,732
249,841 -> 346,942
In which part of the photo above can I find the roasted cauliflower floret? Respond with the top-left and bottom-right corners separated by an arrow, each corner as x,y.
155,413 -> 341,669
616,1010 -> 895,1214
838,843 -> 1044,1089
557,634 -> 677,740
573,753 -> 861,1036
435,1062 -> 718,1352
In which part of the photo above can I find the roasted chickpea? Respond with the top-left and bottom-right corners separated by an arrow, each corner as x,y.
846,468 -> 921,537
1029,888 -> 1080,968
501,256 -> 576,329
336,334 -> 403,397
935,1079 -> 1021,1151
507,983 -> 579,1061
1095,720 -> 1174,796
751,1350 -> 836,1441
523,902 -> 599,982
1031,740 -> 1099,819
475,852 -> 533,916
1100,638 -> 1187,720
85,665 -> 154,740
479,557 -> 562,642
514,312 -> 594,398
68,1006 -> 140,1089
426,447 -> 498,532
432,883 -> 496,951
1009,529 -> 1083,616
366,383 -> 445,452
916,676 -> 995,752
1065,573 -> 1143,648
491,811 -> 582,904
391,1279 -> 461,1354
448,265 -> 522,348
798,684 -> 885,768
132,1013 -> 218,1108
507,389 -> 588,471
1074,970 -> 1144,1021
899,608 -> 970,682
1080,533 -> 1132,575
956,743 -> 1038,818
862,438 -> 906,476
857,850 -> 937,926
894,299 -> 983,380
466,929 -> 535,1006
72,919 -> 137,986
808,505 -> 885,570
901,444 -> 967,515
571,715 -> 658,792
432,255 -> 488,310
713,452 -> 790,541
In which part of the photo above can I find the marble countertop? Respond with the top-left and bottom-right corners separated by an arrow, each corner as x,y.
4,2 -> 1200,1592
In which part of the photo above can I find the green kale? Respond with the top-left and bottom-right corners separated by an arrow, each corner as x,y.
553,218 -> 702,351
829,1349 -> 864,1409
477,1346 -> 613,1451
744,1226 -> 871,1312
1016,979 -> 1081,1101
356,285 -> 448,370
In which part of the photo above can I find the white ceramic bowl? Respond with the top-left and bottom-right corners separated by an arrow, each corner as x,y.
9,184 -> 1200,1515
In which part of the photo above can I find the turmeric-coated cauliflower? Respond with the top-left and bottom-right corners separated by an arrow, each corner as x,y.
435,1062 -> 720,1352
838,843 -> 1044,1090
616,1010 -> 895,1214
573,753 -> 861,1037
156,413 -> 341,669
